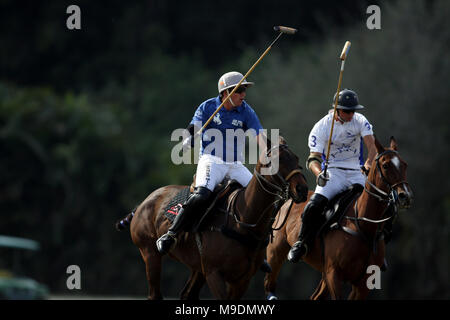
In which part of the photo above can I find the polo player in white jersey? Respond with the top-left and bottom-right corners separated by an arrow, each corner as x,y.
288,89 -> 377,263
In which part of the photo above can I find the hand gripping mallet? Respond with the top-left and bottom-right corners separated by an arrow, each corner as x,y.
195,26 -> 297,137
323,41 -> 352,178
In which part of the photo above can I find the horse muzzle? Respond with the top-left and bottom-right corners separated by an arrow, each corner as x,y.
398,191 -> 413,209
394,183 -> 413,209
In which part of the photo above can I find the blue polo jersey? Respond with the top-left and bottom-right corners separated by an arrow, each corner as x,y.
190,96 -> 263,162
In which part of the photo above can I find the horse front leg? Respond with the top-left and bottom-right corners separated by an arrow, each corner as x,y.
324,268 -> 343,300
180,270 -> 206,300
264,239 -> 290,300
205,271 -> 228,300
310,276 -> 329,300
348,282 -> 370,300
139,246 -> 163,300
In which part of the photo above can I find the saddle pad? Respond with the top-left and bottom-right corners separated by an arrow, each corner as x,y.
163,187 -> 191,222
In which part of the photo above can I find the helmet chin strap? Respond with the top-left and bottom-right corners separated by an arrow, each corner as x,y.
336,110 -> 347,123
227,89 -> 236,107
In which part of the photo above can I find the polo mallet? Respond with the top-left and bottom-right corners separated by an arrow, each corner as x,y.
323,41 -> 352,177
196,26 -> 297,137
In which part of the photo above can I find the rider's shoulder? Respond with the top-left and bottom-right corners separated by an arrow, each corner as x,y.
242,101 -> 256,114
352,112 -> 371,123
317,112 -> 333,125
198,97 -> 220,111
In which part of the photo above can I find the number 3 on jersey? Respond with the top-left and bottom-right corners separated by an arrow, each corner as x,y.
310,135 -> 317,147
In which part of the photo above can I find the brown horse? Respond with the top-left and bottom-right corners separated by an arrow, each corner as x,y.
117,137 -> 308,299
264,136 -> 413,300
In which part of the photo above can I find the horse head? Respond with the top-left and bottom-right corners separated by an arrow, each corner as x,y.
369,136 -> 413,209
255,136 -> 308,204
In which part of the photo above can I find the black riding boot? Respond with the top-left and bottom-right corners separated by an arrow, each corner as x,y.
156,187 -> 212,255
288,193 -> 328,263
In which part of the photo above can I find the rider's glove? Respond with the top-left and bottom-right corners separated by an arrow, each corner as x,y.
182,136 -> 194,152
316,170 -> 329,187
361,166 -> 370,176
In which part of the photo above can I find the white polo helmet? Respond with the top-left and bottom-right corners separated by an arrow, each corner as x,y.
218,71 -> 254,93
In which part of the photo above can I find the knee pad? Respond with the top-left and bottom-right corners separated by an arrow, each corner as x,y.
186,186 -> 212,207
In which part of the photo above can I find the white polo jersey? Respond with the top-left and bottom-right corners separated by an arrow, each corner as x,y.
308,111 -> 373,170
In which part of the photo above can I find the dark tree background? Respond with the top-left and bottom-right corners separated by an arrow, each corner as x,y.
0,0 -> 448,299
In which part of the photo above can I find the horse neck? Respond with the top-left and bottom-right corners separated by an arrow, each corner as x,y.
235,173 -> 280,235
355,175 -> 389,237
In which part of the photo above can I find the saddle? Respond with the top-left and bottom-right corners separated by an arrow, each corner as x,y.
317,184 -> 364,236
163,177 -> 243,232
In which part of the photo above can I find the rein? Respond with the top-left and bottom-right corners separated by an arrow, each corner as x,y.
342,198 -> 397,243
220,144 -> 305,247
342,149 -> 404,241
229,167 -> 300,228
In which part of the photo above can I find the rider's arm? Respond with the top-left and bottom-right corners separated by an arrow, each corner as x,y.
256,131 -> 267,151
363,134 -> 377,171
186,123 -> 195,137
307,152 -> 323,178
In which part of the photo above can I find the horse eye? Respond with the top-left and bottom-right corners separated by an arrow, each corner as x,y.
382,163 -> 389,169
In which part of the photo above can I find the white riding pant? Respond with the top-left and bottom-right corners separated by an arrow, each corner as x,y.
314,167 -> 366,200
195,154 -> 253,191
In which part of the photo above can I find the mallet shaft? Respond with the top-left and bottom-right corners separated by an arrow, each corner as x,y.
324,41 -> 352,176
197,26 -> 297,136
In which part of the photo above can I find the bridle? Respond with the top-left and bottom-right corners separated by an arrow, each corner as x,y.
254,144 -> 306,203
364,150 -> 410,205
343,149 -> 410,238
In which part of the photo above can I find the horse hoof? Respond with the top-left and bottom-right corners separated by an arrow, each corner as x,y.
267,293 -> 278,300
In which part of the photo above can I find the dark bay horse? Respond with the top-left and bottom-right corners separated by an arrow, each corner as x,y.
118,137 -> 308,299
264,137 -> 413,300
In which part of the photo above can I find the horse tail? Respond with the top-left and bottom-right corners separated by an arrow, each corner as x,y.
115,209 -> 136,231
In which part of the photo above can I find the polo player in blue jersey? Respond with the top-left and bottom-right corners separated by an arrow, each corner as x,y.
157,71 -> 267,256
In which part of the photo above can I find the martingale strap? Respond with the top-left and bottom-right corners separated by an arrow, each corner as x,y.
364,180 -> 389,202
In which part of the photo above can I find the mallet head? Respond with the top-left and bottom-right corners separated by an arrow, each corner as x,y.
273,26 -> 298,35
340,41 -> 351,60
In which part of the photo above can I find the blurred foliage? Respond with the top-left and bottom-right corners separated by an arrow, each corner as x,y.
0,0 -> 449,299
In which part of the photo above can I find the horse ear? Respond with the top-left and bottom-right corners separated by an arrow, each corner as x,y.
374,135 -> 385,154
279,136 -> 287,145
390,136 -> 398,151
